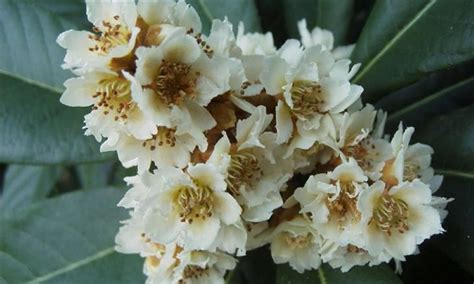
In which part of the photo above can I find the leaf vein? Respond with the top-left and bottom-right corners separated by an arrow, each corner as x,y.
353,0 -> 437,83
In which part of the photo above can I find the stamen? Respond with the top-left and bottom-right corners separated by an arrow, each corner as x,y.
174,180 -> 214,224
225,151 -> 262,196
89,15 -> 131,55
290,80 -> 324,117
180,265 -> 209,281
373,195 -> 410,236
284,232 -> 312,249
404,162 -> 421,181
141,127 -> 177,151
342,138 -> 375,171
145,60 -> 197,106
326,180 -> 361,224
92,76 -> 133,120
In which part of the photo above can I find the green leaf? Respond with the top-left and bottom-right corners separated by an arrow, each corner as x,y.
187,0 -> 261,33
385,75 -> 474,131
110,163 -> 137,187
276,263 -> 402,284
431,177 -> 474,275
415,105 -> 474,178
0,75 -> 113,165
76,162 -> 113,189
413,105 -> 474,273
0,188 -> 144,283
351,0 -> 474,101
282,0 -> 354,45
0,165 -> 62,216
0,0 -> 113,164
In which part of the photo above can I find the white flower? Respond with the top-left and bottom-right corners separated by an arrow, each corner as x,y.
208,220 -> 247,256
141,164 -> 242,251
208,106 -> 292,222
115,212 -> 165,257
298,19 -> 334,51
358,180 -> 444,260
270,216 -> 322,273
100,126 -> 201,172
60,70 -> 156,142
204,19 -> 248,92
131,28 -> 231,134
337,105 -> 392,180
246,221 -> 271,250
297,19 -> 355,60
293,158 -> 368,245
319,241 -> 387,272
172,250 -> 237,284
57,0 -> 140,73
260,41 -> 362,148
388,124 -> 441,189
236,22 -> 276,56
143,243 -> 182,284
138,0 -> 202,38
118,175 -> 151,209
144,244 -> 236,284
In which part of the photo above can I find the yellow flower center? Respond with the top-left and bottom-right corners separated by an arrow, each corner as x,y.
88,16 -> 131,55
146,60 -> 198,107
141,127 -> 177,151
179,265 -> 209,282
342,138 -> 378,172
290,80 -> 324,117
174,180 -> 214,224
284,232 -> 313,249
373,194 -> 409,236
404,162 -> 421,181
226,151 -> 262,196
326,181 -> 361,224
347,244 -> 366,253
92,76 -> 134,121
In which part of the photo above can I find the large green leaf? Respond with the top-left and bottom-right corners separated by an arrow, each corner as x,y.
413,105 -> 474,273
352,0 -> 474,101
187,0 -> 261,33
282,0 -> 354,45
0,0 -> 113,164
276,263 -> 402,284
0,188 -> 144,283
76,162 -> 113,190
0,165 -> 62,216
0,75 -> 113,165
384,75 -> 474,132
415,105 -> 474,178
431,177 -> 474,275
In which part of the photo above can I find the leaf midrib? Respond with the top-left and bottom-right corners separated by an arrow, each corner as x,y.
435,169 -> 474,180
197,0 -> 214,24
387,76 -> 474,121
0,70 -> 62,95
0,0 -> 83,96
353,0 -> 437,83
25,247 -> 115,284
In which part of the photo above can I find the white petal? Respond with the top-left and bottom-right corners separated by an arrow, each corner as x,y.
277,39 -> 303,66
183,217 -> 220,250
188,163 -> 227,192
275,100 -> 293,144
260,56 -> 287,95
60,77 -> 96,106
214,191 -> 242,225
145,211 -> 183,245
86,0 -> 137,28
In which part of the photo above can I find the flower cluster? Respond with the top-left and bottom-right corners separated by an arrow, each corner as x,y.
58,0 -> 451,283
